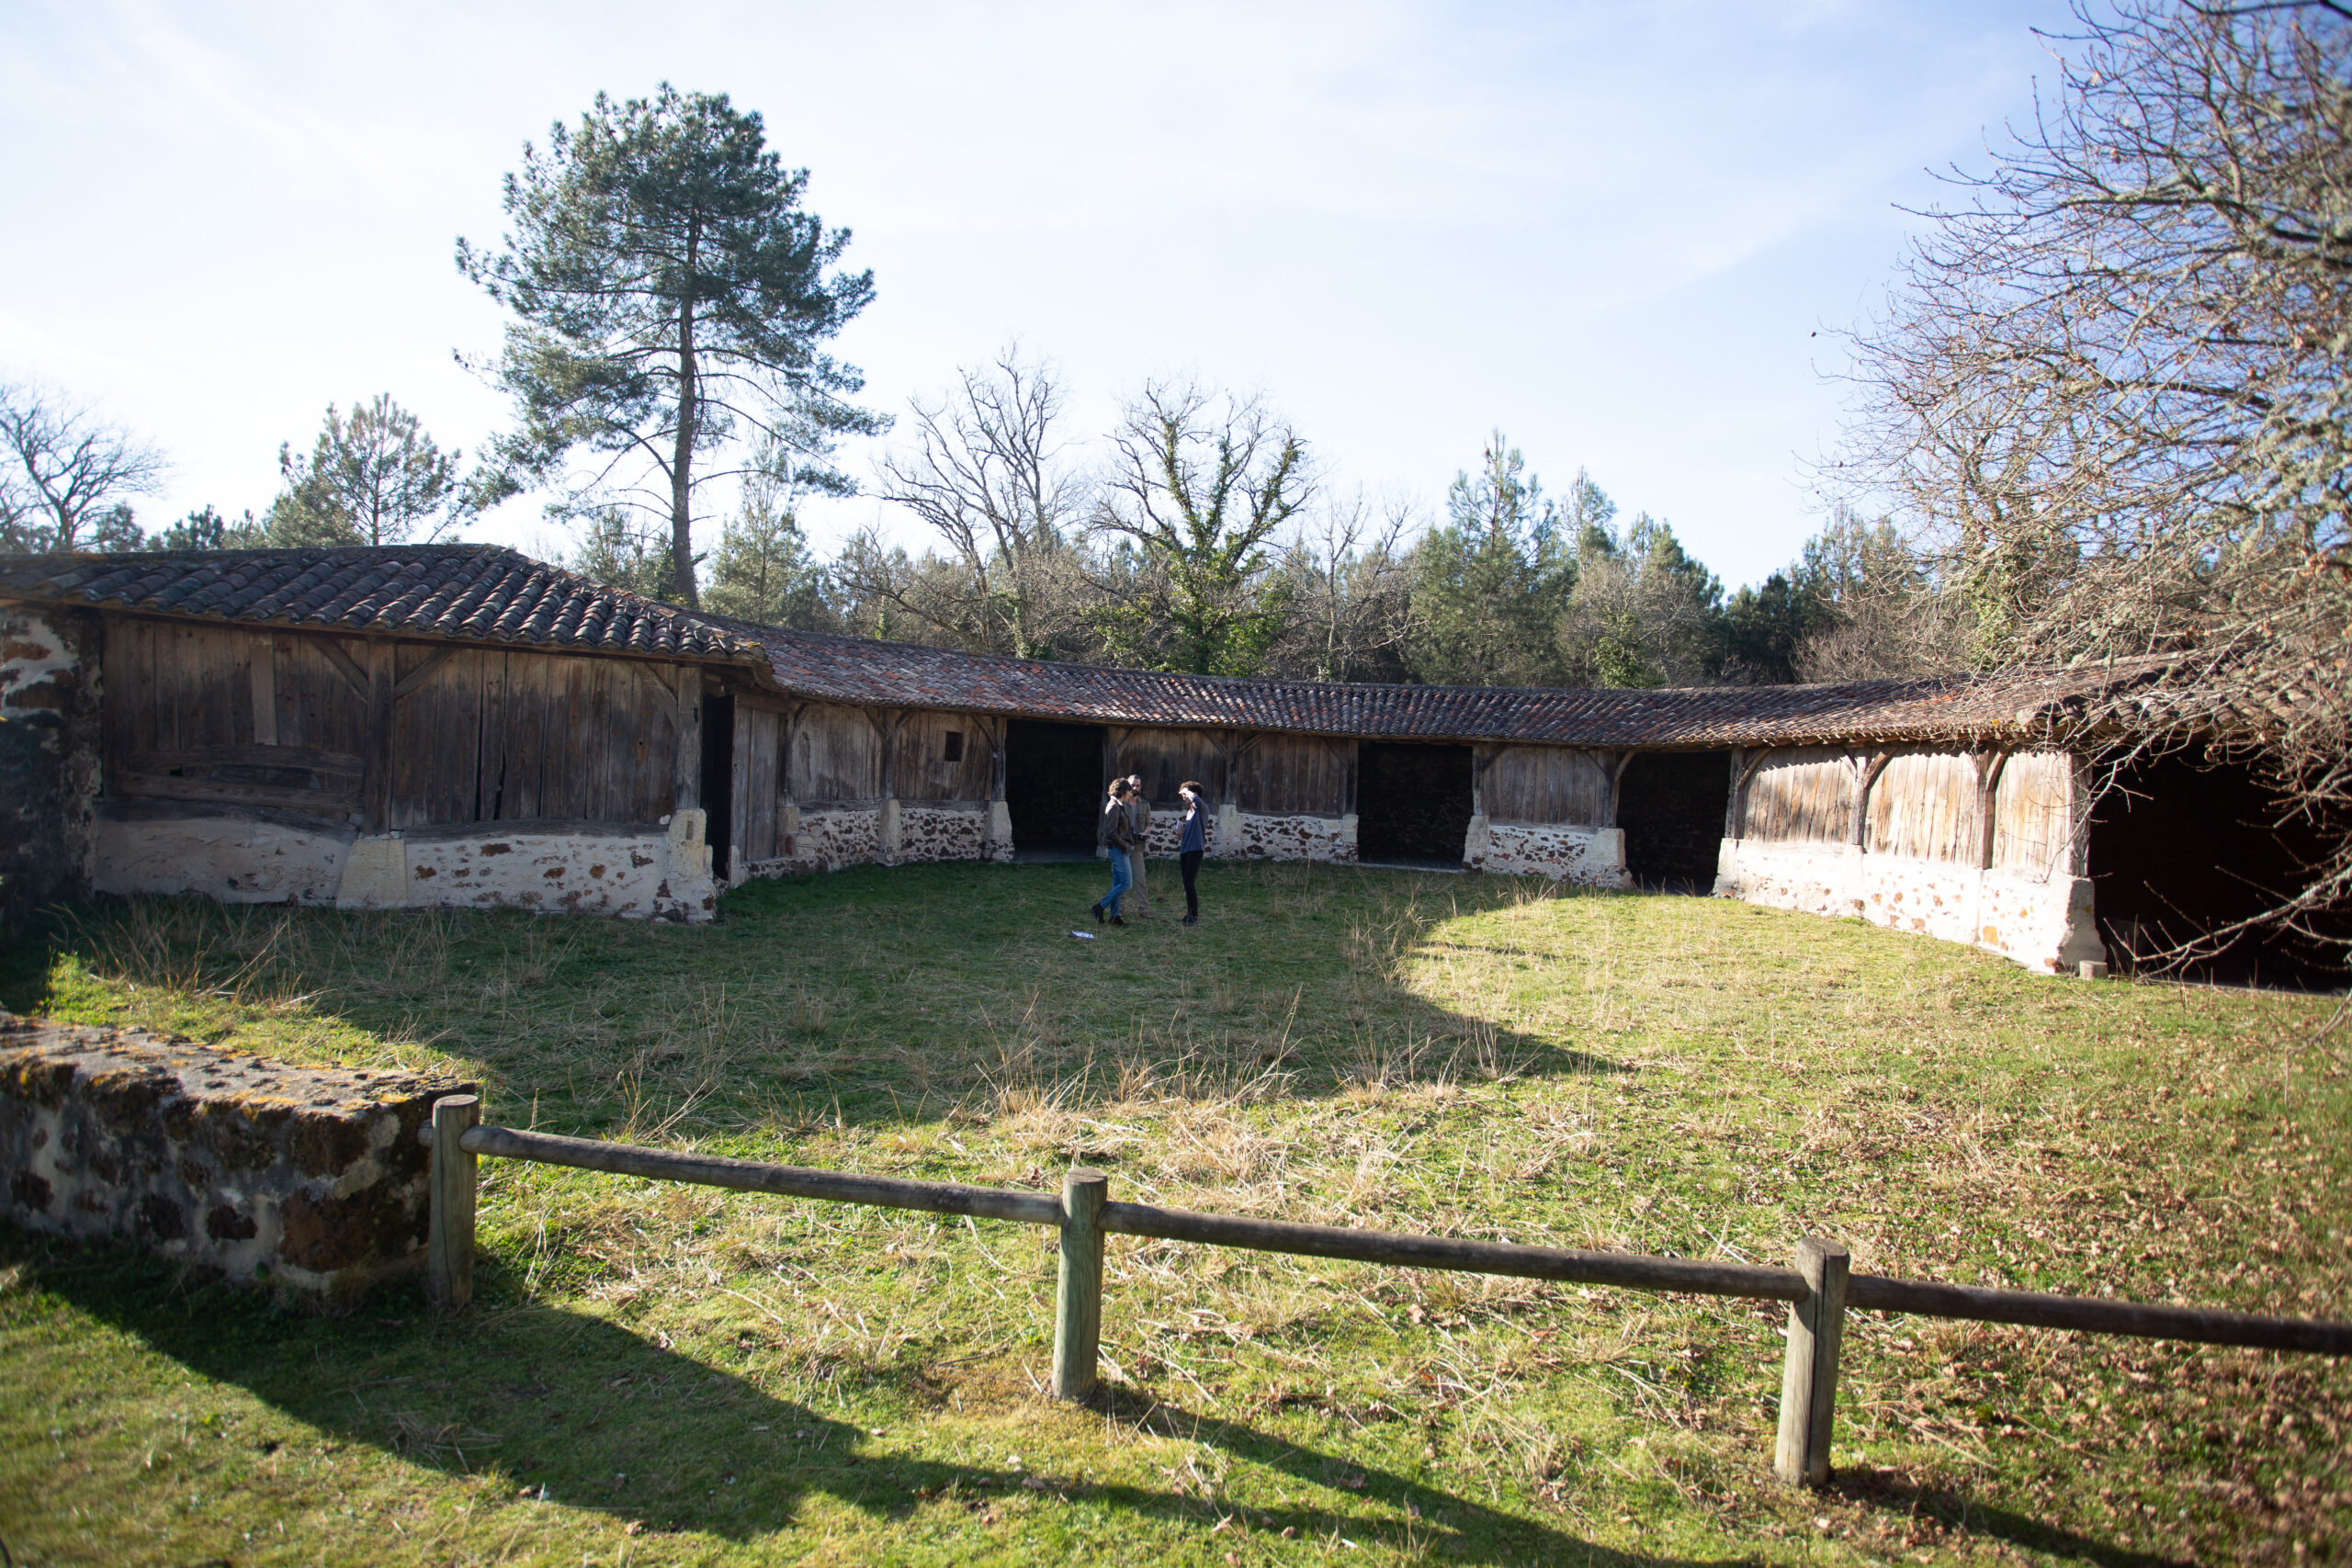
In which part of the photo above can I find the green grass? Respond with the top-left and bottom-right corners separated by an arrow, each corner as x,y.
1,860 -> 2346,1565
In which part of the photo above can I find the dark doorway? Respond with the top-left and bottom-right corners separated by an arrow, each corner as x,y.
2088,750 -> 2347,990
1620,751 -> 1730,892
1005,720 -> 1105,857
1358,743 -> 1474,865
700,690 -> 734,879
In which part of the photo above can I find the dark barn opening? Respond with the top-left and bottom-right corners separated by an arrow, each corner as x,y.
1621,750 -> 1731,892
1358,743 -> 1474,865
2089,750 -> 2348,991
700,690 -> 734,878
1005,720 -> 1106,856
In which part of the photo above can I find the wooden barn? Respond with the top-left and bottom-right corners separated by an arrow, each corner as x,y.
2,545 -> 2334,984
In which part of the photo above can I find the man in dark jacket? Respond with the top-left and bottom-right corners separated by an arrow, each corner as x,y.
1091,779 -> 1137,926
1125,773 -> 1152,919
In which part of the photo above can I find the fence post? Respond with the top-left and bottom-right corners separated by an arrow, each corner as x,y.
1775,1236 -> 1849,1486
427,1094 -> 481,1313
1053,1168 -> 1109,1401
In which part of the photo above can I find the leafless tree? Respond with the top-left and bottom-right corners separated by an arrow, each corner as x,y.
1266,489 -> 1419,681
0,382 -> 169,553
869,346 -> 1091,657
1838,0 -> 2352,956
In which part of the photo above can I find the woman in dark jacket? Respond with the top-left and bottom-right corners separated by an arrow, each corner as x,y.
1176,780 -> 1209,925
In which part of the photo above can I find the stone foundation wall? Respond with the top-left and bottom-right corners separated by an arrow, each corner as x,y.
899,805 -> 988,863
0,1012 -> 470,1297
1,604 -> 100,929
786,807 -> 880,873
94,807 -> 718,922
1464,819 -> 1630,886
1218,812 -> 1358,863
1713,838 -> 2107,976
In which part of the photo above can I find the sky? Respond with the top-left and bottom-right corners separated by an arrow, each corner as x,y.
0,0 -> 2069,592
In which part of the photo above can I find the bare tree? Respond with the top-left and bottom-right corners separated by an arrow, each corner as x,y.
1091,381 -> 1309,676
1268,489 -> 1419,681
871,346 -> 1090,657
0,382 -> 168,553
1838,0 -> 2352,954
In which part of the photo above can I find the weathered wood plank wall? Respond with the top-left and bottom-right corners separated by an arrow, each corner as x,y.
1240,735 -> 1351,817
1866,751 -> 1980,864
1482,747 -> 1608,827
733,704 -> 782,863
894,711 -> 994,804
1992,750 -> 2077,876
1109,727 -> 1228,807
1740,748 -> 1854,843
788,702 -> 879,806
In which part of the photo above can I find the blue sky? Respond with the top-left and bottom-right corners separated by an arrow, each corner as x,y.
0,0 -> 2065,591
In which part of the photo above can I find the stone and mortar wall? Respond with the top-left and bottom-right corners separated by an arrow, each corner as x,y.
1464,820 -> 1631,887
1,604 -> 100,928
1217,811 -> 1359,863
1713,838 -> 2107,976
898,806 -> 989,864
0,1012 -> 471,1297
95,810 -> 719,922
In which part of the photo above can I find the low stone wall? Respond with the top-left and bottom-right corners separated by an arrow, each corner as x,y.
96,802 -> 354,906
1713,838 -> 2107,975
1464,819 -> 1630,886
0,1013 -> 470,1297
787,807 -> 880,872
899,805 -> 989,863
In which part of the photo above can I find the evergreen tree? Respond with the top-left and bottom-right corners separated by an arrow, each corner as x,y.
1402,434 -> 1577,685
265,395 -> 467,547
704,462 -> 834,629
461,85 -> 884,605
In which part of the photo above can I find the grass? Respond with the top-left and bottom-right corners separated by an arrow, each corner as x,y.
0,858 -> 2346,1565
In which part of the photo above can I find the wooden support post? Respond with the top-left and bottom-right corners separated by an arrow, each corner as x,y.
427,1094 -> 481,1313
1053,1168 -> 1109,1401
673,667 -> 702,813
363,641 -> 395,833
1775,1237 -> 1849,1486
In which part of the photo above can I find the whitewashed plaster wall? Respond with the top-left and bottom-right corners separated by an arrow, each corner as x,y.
94,809 -> 353,905
1713,838 -> 2107,975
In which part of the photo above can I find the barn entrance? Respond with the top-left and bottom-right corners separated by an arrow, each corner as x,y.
1621,751 -> 1730,892
1005,719 -> 1106,858
700,690 -> 734,880
2088,750 -> 2348,990
1357,743 -> 1474,866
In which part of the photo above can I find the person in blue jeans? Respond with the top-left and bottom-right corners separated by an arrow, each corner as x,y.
1091,778 -> 1137,925
1175,780 -> 1208,924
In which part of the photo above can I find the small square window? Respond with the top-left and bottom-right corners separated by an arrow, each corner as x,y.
943,730 -> 964,762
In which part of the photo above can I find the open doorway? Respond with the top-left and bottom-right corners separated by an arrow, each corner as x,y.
1005,720 -> 1105,859
1357,743 -> 1473,866
1621,751 -> 1729,892
700,690 -> 734,880
2087,750 -> 2347,990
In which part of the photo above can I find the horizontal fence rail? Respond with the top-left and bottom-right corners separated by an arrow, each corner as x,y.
420,1098 -> 2352,1489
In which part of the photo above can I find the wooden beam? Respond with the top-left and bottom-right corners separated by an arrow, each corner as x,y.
1972,750 -> 2011,870
123,744 -> 363,775
319,637 -> 370,699
248,633 -> 277,747
1728,748 -> 1774,840
111,772 -> 360,814
392,645 -> 460,701
673,664 -> 702,812
1849,750 -> 1893,849
363,641 -> 394,833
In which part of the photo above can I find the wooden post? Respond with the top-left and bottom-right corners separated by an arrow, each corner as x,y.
1775,1237 -> 1849,1486
1053,1168 -> 1109,1401
673,667 -> 702,813
364,641 -> 395,833
427,1094 -> 481,1313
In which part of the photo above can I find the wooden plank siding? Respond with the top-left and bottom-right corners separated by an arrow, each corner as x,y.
789,702 -> 880,806
1482,747 -> 1608,827
733,704 -> 782,862
1239,734 -> 1351,817
1739,748 -> 1854,843
98,616 -> 685,829
1110,727 -> 1229,807
893,710 -> 995,803
1865,750 -> 1981,864
1991,750 -> 2077,877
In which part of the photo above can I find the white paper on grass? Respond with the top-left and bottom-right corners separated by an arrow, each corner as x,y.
1069,931 -> 1096,940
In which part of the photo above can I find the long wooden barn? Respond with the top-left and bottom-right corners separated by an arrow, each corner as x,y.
0,545 -> 2329,983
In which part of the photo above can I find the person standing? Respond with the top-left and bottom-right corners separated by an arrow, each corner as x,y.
1125,773 -> 1152,919
1176,779 -> 1209,925
1091,779 -> 1136,926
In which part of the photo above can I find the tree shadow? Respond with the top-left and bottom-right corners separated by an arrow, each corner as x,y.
1829,1465 -> 2193,1568
9,1228 -> 1736,1564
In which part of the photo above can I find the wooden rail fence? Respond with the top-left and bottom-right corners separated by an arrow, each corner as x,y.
420,1096 -> 2352,1488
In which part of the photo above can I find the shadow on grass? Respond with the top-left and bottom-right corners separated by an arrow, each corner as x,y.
1828,1467 -> 2193,1568
6,1228 -> 1739,1565
3,866 -> 1633,1138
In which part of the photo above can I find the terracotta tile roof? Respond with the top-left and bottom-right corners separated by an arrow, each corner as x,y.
0,545 -> 763,662
739,623 -> 2171,749
3,545 -> 2173,749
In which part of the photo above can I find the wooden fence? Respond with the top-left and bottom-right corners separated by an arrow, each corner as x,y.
420,1095 -> 2352,1489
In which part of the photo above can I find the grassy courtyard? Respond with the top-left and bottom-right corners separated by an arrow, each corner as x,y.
0,860 -> 2346,1565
